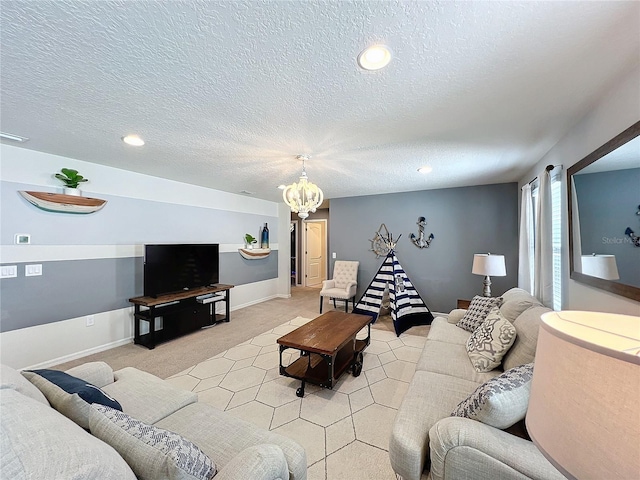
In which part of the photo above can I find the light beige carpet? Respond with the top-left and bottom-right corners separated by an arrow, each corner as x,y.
165,316 -> 430,480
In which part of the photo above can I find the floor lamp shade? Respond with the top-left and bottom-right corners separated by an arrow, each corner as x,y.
527,311 -> 640,480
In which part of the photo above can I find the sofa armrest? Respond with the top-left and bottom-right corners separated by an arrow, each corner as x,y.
446,309 -> 467,324
215,444 -> 289,480
429,417 -> 565,480
65,362 -> 114,388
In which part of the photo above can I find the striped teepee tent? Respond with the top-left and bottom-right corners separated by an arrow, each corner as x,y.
353,250 -> 434,336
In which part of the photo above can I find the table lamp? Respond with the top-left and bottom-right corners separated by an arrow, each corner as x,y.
581,254 -> 619,280
471,253 -> 506,297
527,311 -> 640,479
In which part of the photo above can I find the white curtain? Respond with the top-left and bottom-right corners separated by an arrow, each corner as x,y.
518,184 -> 534,293
534,169 -> 554,307
571,177 -> 583,273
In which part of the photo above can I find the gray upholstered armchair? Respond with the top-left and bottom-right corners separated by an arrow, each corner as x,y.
319,260 -> 359,313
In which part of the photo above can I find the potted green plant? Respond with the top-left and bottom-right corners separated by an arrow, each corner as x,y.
244,233 -> 258,249
55,168 -> 88,196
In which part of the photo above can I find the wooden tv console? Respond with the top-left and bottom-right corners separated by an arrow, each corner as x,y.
129,284 -> 233,349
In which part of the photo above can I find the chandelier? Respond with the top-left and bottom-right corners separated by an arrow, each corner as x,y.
282,155 -> 324,219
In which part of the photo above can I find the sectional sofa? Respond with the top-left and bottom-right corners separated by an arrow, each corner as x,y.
389,287 -> 565,480
1,361 -> 306,480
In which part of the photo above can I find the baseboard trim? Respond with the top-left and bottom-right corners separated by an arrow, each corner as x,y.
23,337 -> 133,371
230,294 -> 279,311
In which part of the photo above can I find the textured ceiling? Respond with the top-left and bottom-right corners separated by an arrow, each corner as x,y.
1,1 -> 639,202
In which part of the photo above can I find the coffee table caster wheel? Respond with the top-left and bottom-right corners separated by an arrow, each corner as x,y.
352,352 -> 364,377
296,387 -> 304,397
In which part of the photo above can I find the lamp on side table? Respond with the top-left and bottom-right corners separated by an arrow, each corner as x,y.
472,253 -> 506,297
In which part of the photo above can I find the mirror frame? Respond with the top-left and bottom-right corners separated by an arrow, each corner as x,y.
567,120 -> 640,302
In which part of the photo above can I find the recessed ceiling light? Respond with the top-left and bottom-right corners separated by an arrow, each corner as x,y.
357,45 -> 392,71
278,185 -> 286,190
418,166 -> 433,174
0,131 -> 29,142
122,134 -> 145,146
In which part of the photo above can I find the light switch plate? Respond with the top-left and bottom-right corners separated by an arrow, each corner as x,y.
1,265 -> 18,278
25,264 -> 42,276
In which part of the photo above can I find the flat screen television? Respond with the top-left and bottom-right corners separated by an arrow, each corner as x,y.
144,244 -> 219,297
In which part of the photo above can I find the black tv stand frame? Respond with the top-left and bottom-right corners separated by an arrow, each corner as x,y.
129,284 -> 233,349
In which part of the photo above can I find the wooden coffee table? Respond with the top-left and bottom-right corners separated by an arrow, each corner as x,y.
277,311 -> 372,397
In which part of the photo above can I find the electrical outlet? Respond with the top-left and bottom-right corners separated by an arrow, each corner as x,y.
332,252 -> 337,259
86,315 -> 95,327
1,265 -> 18,279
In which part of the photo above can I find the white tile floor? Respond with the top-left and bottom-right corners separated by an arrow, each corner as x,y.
166,316 -> 428,480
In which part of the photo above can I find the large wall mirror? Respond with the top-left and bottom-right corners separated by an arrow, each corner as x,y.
568,120 -> 640,301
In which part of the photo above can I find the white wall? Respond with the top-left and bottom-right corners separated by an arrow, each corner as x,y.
0,145 -> 291,369
518,65 -> 640,315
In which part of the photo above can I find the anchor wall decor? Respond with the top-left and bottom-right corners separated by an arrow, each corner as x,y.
410,216 -> 435,249
624,205 -> 640,247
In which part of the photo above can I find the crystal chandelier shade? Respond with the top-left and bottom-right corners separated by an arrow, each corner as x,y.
282,155 -> 324,219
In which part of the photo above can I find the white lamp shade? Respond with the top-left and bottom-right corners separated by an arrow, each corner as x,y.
581,254 -> 620,280
527,311 -> 640,480
471,254 -> 506,276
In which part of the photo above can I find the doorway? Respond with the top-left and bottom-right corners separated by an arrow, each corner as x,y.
303,219 -> 327,287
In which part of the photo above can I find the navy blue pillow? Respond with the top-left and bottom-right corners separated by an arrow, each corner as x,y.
29,369 -> 122,411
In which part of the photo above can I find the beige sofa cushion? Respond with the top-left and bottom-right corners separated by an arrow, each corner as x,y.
66,361 -> 115,388
0,389 -> 136,480
416,339 -> 501,384
389,370 -> 481,480
502,306 -> 551,371
499,288 -> 543,323
155,402 -> 307,480
426,317 -> 470,345
102,367 -> 197,425
0,364 -> 49,406
446,309 -> 467,324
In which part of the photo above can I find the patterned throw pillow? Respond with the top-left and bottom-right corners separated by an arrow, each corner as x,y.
89,404 -> 216,480
22,369 -> 122,429
466,307 -> 517,372
451,363 -> 534,429
456,295 -> 504,332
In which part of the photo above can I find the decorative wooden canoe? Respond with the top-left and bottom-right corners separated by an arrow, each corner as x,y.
19,191 -> 107,214
238,248 -> 271,260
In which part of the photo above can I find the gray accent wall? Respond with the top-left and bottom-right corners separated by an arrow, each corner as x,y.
1,180 -> 279,333
1,257 -> 142,332
330,183 -> 519,313
220,251 -> 279,286
573,168 -> 640,287
0,251 -> 278,333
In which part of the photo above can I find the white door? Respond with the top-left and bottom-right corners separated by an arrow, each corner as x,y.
305,220 -> 327,287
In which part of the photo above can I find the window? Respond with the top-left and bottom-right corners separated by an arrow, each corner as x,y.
524,166 -> 563,310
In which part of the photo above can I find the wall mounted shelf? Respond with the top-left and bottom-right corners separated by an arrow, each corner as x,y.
238,248 -> 271,260
19,191 -> 107,214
